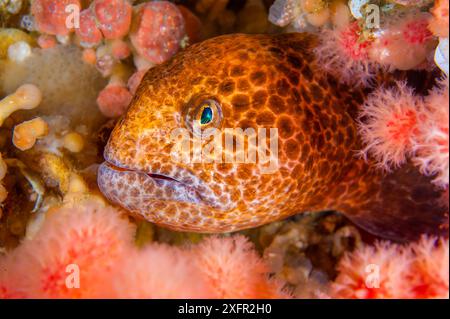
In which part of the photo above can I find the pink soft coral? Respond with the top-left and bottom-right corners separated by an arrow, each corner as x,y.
410,236 -> 449,298
0,256 -> 28,299
194,235 -> 285,299
111,39 -> 131,60
105,236 -> 285,299
314,22 -> 379,87
358,77 -> 449,184
369,12 -> 436,71
413,77 -> 449,187
96,83 -> 133,118
91,0 -> 132,40
332,241 -> 414,298
402,15 -> 434,45
130,1 -> 186,64
0,207 -> 283,299
358,82 -> 424,170
109,244 -> 212,298
332,236 -> 449,299
75,9 -> 103,47
37,34 -> 57,49
31,0 -> 81,36
0,203 -> 136,299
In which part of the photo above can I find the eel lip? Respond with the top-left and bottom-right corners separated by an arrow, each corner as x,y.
99,161 -> 218,207
103,162 -> 184,185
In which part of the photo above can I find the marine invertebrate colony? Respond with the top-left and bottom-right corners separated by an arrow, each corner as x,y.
1,45 -> 107,130
19,0 -> 201,119
359,77 -> 449,187
368,11 -> 436,71
0,84 -> 42,126
193,236 -> 285,298
413,77 -> 449,187
358,82 -> 423,170
31,0 -> 81,36
309,2 -> 442,86
314,21 -> 380,87
0,84 -> 43,212
0,202 -> 137,299
332,236 -> 449,299
0,203 -> 284,299
12,116 -> 49,151
96,75 -> 133,118
109,244 -> 212,299
130,1 -> 186,64
92,0 -> 132,40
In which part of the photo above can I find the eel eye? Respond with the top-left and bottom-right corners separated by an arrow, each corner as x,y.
200,105 -> 213,125
183,96 -> 223,134
198,101 -> 215,125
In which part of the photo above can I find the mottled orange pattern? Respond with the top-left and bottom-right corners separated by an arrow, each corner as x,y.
98,33 -> 448,241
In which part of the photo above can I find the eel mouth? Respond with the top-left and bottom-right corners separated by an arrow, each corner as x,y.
98,161 -> 217,208
106,162 -> 184,184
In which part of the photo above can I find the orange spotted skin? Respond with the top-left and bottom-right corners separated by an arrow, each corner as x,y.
98,33 -> 448,240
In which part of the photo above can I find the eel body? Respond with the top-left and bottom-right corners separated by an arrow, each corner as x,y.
98,33 -> 448,241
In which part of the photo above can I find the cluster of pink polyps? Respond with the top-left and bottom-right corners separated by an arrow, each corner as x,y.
0,202 -> 285,299
314,7 -> 444,87
30,0 -> 202,118
358,77 -> 448,188
332,236 -> 449,299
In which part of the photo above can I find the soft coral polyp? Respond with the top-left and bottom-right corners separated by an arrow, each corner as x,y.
92,0 -> 132,40
333,237 -> 449,299
31,0 -> 81,36
358,82 -> 423,170
130,1 -> 186,64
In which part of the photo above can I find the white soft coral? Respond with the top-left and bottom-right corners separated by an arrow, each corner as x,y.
412,77 -> 449,187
